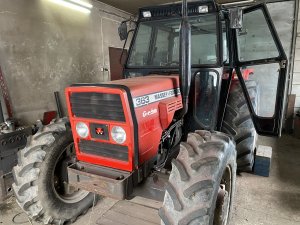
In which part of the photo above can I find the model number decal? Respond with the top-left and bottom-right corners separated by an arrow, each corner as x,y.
133,88 -> 180,108
135,96 -> 150,107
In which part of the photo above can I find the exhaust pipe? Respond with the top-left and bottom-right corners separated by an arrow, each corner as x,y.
179,0 -> 191,117
54,91 -> 64,118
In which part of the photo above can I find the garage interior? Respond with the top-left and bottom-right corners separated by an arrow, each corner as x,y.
0,0 -> 299,225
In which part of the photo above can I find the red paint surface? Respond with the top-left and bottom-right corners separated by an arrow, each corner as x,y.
66,75 -> 182,172
223,68 -> 254,80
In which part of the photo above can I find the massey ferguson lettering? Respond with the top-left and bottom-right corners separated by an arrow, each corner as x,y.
133,88 -> 181,108
154,89 -> 177,100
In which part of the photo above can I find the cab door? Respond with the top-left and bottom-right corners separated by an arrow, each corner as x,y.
233,4 -> 287,136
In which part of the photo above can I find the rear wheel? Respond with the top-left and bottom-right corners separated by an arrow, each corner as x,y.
12,119 -> 95,224
159,131 -> 236,225
222,80 -> 259,172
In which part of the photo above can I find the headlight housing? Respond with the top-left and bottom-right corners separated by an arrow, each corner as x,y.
111,126 -> 126,144
75,122 -> 89,138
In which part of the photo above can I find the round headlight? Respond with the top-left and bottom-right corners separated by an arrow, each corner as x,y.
111,126 -> 126,144
76,122 -> 89,138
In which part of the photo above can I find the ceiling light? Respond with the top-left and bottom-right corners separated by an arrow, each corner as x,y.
69,0 -> 93,9
48,0 -> 91,14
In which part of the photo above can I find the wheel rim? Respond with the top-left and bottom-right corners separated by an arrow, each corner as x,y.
213,165 -> 233,225
52,142 -> 89,204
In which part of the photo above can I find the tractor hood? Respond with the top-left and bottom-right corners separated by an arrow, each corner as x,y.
66,75 -> 182,171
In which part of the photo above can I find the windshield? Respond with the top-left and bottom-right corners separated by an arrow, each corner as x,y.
128,14 -> 218,67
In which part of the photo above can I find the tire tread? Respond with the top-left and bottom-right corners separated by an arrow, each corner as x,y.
12,119 -> 92,224
160,131 -> 237,225
222,80 -> 259,172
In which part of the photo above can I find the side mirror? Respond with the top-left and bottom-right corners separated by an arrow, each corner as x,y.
229,8 -> 243,29
118,22 -> 128,41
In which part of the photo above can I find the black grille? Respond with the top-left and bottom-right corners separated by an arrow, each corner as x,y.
70,92 -> 125,122
139,1 -> 215,19
79,140 -> 128,161
150,6 -> 199,17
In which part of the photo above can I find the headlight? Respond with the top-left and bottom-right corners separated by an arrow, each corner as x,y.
76,122 -> 89,138
111,126 -> 126,144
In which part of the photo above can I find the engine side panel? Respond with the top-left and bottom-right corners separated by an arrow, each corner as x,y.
105,75 -> 181,165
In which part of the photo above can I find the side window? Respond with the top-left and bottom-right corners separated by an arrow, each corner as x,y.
191,15 -> 218,64
222,21 -> 228,63
235,4 -> 287,136
153,29 -> 170,65
238,9 -> 279,61
172,36 -> 180,62
128,24 -> 152,66
237,8 -> 281,117
194,71 -> 220,129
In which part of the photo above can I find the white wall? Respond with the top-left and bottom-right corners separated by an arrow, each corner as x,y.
293,2 -> 300,113
0,0 -> 131,125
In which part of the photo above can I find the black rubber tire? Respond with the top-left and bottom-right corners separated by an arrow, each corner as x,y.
159,131 -> 237,225
12,119 -> 94,225
222,80 -> 259,172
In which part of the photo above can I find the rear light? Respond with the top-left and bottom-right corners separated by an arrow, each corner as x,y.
76,122 -> 89,138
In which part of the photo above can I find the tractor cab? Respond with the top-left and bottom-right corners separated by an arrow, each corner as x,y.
121,0 -> 287,136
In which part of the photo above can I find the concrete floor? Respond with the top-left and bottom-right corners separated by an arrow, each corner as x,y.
231,134 -> 300,225
0,134 -> 299,225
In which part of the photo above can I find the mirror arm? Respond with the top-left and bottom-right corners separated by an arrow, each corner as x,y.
119,29 -> 135,65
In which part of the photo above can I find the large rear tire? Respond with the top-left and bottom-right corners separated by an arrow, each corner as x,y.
12,119 -> 95,224
159,131 -> 236,225
222,80 -> 259,172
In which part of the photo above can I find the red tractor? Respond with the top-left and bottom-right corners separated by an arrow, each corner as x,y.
12,1 -> 287,224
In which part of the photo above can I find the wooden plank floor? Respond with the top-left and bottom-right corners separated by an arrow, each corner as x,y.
96,197 -> 162,225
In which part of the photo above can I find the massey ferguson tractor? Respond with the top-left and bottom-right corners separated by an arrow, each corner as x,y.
12,0 -> 287,224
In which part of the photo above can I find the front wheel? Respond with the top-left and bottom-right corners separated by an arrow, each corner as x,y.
159,131 -> 236,225
12,120 -> 95,224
